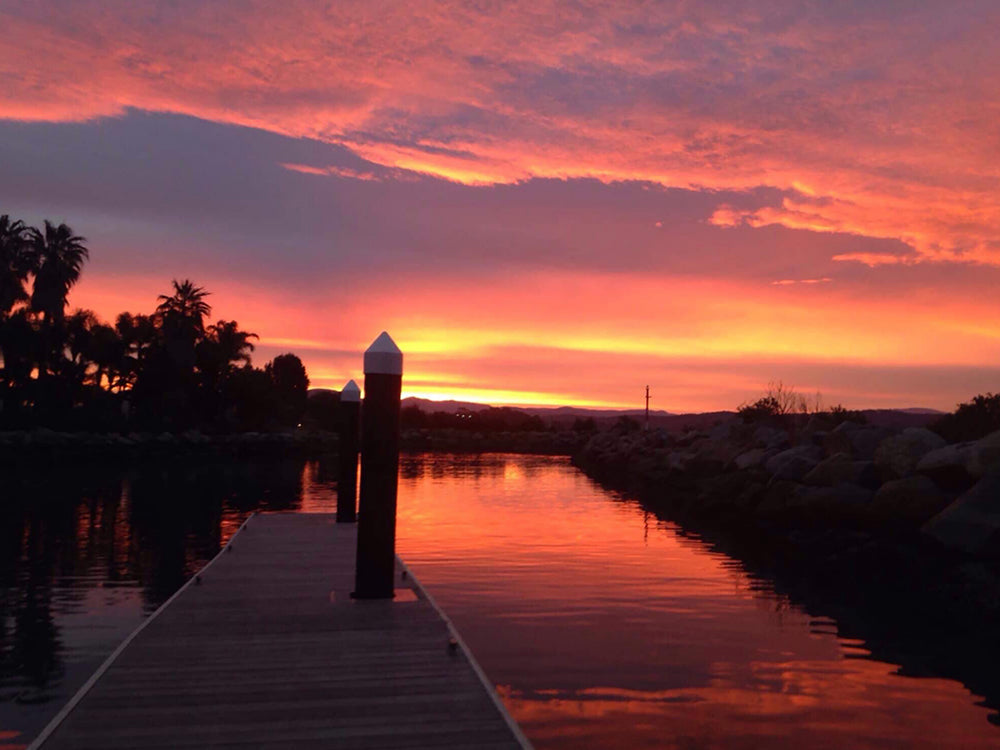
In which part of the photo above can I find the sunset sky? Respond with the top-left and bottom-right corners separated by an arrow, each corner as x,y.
2,1 -> 998,411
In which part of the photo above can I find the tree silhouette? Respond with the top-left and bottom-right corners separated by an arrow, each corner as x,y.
0,214 -> 312,433
27,221 -> 88,325
156,279 -> 211,333
0,215 -> 30,317
267,353 -> 310,426
206,320 -> 257,368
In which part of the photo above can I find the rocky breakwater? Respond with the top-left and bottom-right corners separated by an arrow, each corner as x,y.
0,428 -> 339,463
574,419 -> 1000,622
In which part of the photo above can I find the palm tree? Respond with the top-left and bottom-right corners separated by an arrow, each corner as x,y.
207,320 -> 258,368
195,320 -> 258,416
155,279 -> 211,337
155,280 -> 212,376
0,215 -> 31,318
27,221 -> 88,324
114,312 -> 156,391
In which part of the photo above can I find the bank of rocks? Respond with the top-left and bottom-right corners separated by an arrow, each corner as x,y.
574,419 -> 1000,618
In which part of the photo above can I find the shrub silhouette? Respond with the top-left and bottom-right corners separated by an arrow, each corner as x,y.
932,393 -> 1000,442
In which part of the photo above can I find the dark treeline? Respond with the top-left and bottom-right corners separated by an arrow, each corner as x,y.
0,214 -> 308,432
401,405 -> 552,432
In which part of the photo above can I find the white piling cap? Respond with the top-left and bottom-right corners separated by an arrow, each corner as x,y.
363,331 -> 403,375
341,379 -> 361,402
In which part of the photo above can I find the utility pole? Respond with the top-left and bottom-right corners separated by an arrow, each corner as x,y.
645,385 -> 650,430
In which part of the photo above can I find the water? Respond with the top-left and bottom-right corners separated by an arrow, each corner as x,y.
1,453 -> 998,748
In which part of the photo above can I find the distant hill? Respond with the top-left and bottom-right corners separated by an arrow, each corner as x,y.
318,392 -> 944,430
400,397 -> 673,422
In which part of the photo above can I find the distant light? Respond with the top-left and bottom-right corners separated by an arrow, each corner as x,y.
297,423 -> 303,428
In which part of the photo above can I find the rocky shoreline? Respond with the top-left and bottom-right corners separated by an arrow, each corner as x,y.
573,417 -> 1000,721
573,418 -> 1000,617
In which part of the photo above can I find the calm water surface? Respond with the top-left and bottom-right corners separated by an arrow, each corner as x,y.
1,453 -> 997,749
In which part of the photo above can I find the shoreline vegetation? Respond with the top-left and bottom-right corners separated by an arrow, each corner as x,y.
0,214 -> 312,436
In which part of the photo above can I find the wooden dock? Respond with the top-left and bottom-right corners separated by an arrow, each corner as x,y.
31,513 -> 531,750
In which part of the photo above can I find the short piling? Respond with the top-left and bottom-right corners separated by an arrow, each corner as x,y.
352,331 -> 403,599
337,379 -> 361,523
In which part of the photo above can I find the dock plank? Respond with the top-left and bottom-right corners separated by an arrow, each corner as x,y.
35,513 -> 529,750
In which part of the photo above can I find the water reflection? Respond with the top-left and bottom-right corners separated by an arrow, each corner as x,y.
393,453 -> 999,749
0,456 -> 340,745
0,453 -> 998,749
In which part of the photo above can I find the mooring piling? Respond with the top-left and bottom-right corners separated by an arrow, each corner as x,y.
337,379 -> 361,523
353,331 -> 403,599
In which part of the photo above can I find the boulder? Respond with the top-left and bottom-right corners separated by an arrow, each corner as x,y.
966,429 -> 1000,479
753,425 -> 790,450
823,426 -> 854,458
871,475 -> 952,524
916,443 -> 974,490
667,451 -> 695,473
696,471 -> 761,514
765,446 -> 821,482
756,482 -> 872,518
846,426 -> 894,460
804,453 -> 879,488
803,414 -> 831,436
755,480 -> 800,515
734,448 -> 767,471
787,483 -> 874,514
874,428 -> 947,479
922,469 -> 1000,556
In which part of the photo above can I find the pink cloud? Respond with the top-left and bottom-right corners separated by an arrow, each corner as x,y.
1,2 -> 999,266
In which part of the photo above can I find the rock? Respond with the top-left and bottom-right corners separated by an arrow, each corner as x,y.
667,451 -> 694,473
823,428 -> 853,458
916,443 -> 974,490
765,446 -> 821,482
708,421 -> 737,442
966,429 -> 1000,479
696,471 -> 757,513
756,482 -> 872,518
871,475 -> 952,524
756,480 -> 800,515
922,469 -> 1000,556
847,426 -> 894,460
686,449 -> 728,477
787,483 -> 874,514
734,448 -> 767,470
803,453 -> 878,488
874,428 -> 947,479
753,425 -> 790,450
807,430 -> 829,448
803,414 -> 829,435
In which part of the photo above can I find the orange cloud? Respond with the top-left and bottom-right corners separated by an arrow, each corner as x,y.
2,2 -> 1000,265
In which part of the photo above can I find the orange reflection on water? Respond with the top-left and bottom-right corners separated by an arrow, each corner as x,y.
385,453 -> 1000,749
499,656 -> 997,750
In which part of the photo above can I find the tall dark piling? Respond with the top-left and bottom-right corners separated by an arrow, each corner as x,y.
352,332 -> 403,599
337,379 -> 361,523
